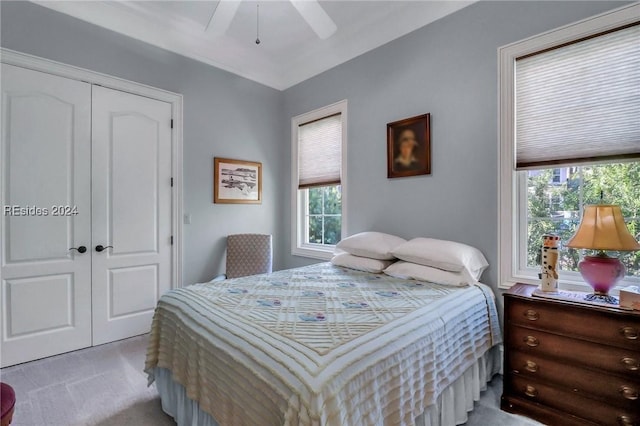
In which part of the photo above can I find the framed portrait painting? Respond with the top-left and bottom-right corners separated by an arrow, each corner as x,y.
214,157 -> 262,204
387,113 -> 431,178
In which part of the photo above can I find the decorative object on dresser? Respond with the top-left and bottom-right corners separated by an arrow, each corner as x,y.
539,234 -> 560,293
502,283 -> 640,426
566,204 -> 640,304
621,286 -> 640,311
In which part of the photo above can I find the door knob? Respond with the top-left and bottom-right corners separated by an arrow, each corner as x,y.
69,246 -> 87,254
95,245 -> 113,252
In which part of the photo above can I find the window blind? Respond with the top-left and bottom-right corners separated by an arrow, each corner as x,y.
298,113 -> 342,188
515,23 -> 640,169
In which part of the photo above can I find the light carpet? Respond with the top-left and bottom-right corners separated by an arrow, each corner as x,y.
0,335 -> 541,426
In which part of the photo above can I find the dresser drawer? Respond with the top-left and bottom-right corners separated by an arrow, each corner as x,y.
508,350 -> 640,410
502,395 -> 601,426
507,325 -> 640,379
508,298 -> 640,350
509,375 -> 640,426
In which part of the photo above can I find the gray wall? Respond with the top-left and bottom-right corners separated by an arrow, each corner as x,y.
1,1 -> 628,294
281,1 -> 628,296
0,1 -> 285,286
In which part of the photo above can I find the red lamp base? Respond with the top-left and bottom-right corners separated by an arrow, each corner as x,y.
578,253 -> 625,304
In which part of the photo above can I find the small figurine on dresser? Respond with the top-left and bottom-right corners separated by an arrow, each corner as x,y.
539,234 -> 560,293
620,286 -> 640,310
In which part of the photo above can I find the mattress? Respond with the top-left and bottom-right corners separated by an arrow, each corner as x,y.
145,263 -> 501,426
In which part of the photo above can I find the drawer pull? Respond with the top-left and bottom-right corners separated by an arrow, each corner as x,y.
524,385 -> 538,398
621,357 -> 640,371
524,360 -> 538,373
618,415 -> 633,426
524,335 -> 539,347
621,326 -> 638,340
620,386 -> 639,401
524,309 -> 539,321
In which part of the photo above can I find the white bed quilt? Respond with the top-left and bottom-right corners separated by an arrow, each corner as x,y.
145,263 -> 501,426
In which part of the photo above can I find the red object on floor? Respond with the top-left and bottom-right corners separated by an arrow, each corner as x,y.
1,383 -> 15,426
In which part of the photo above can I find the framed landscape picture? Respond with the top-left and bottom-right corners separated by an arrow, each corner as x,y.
387,113 -> 431,178
214,157 -> 262,204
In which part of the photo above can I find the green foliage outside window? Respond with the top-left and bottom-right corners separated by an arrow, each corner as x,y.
527,162 -> 640,277
307,185 -> 342,245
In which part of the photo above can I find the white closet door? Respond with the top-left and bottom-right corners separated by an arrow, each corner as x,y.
91,86 -> 172,345
0,64 -> 92,367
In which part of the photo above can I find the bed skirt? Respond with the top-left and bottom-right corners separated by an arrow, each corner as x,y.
153,345 -> 501,426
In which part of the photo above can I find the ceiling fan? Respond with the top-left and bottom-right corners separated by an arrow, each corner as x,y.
206,0 -> 337,40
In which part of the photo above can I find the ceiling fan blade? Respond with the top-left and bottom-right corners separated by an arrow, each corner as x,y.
206,0 -> 242,37
290,0 -> 337,40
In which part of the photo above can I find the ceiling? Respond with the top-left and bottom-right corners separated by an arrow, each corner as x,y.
33,1 -> 475,90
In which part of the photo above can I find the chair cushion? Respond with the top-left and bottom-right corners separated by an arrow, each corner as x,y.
226,234 -> 273,279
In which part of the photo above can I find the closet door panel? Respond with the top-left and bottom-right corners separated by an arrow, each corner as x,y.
5,91 -> 74,262
91,86 -> 172,345
110,113 -> 158,255
0,64 -> 92,367
5,274 -> 74,336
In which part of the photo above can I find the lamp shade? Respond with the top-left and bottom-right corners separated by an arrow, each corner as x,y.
566,204 -> 640,251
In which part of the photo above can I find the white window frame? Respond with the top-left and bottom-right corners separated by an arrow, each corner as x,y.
291,100 -> 348,260
498,3 -> 639,291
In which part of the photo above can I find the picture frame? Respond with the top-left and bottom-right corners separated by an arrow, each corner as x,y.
387,113 -> 431,178
214,157 -> 262,204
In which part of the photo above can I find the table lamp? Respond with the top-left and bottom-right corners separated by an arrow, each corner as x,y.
566,204 -> 640,304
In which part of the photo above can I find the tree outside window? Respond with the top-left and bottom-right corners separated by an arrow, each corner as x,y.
306,185 -> 341,246
526,162 -> 640,278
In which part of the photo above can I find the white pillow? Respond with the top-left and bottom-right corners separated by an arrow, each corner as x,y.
384,261 -> 474,287
331,253 -> 394,274
391,237 -> 489,280
336,232 -> 407,260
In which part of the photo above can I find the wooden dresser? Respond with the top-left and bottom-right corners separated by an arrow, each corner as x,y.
501,283 -> 640,426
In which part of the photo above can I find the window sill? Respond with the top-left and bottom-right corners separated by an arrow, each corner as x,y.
499,276 -> 637,296
500,278 -> 591,292
292,245 -> 334,261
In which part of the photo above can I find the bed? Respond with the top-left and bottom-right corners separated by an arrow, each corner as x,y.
145,262 -> 502,426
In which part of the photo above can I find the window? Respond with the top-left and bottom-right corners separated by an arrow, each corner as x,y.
525,164 -> 640,281
306,186 -> 342,246
499,4 -> 640,291
291,100 -> 347,259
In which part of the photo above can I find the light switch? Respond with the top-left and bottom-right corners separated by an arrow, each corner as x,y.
184,214 -> 192,225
